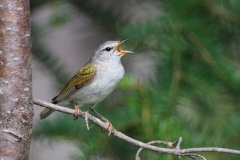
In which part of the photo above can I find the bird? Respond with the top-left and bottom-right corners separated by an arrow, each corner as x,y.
39,39 -> 133,136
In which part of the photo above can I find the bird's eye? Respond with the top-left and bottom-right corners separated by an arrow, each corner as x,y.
105,47 -> 112,51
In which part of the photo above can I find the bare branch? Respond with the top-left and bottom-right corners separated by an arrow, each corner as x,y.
183,153 -> 207,160
33,98 -> 240,159
136,140 -> 175,160
174,137 -> 182,149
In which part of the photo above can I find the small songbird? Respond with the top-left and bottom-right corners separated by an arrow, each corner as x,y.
40,39 -> 133,136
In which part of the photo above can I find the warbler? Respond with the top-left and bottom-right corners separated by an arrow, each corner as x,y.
40,39 -> 133,136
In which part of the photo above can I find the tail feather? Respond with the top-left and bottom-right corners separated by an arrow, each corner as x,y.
40,97 -> 58,119
39,108 -> 55,119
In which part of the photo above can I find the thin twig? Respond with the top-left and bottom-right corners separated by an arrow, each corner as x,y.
84,111 -> 90,130
33,98 -> 240,158
136,140 -> 172,160
174,137 -> 182,149
173,137 -> 183,160
183,153 -> 207,160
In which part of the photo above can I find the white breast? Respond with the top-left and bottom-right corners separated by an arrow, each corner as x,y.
70,61 -> 125,105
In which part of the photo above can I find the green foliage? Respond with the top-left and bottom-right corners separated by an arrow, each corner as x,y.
33,0 -> 240,159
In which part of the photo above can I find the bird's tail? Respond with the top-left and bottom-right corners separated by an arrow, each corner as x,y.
40,96 -> 59,119
39,108 -> 55,119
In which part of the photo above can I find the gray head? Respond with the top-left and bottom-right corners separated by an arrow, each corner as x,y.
91,39 -> 133,63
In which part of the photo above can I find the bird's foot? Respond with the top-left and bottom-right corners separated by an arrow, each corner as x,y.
74,107 -> 82,120
70,101 -> 82,120
101,120 -> 115,137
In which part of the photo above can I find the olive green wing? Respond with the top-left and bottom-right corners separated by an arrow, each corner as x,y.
52,63 -> 97,103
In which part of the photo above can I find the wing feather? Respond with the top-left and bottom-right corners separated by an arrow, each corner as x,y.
52,63 -> 97,103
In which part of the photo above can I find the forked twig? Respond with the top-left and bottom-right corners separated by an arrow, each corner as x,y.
136,140 -> 172,160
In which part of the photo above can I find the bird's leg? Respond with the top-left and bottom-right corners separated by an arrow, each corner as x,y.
70,100 -> 82,120
89,104 -> 114,137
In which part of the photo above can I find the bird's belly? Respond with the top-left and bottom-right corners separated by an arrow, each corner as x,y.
69,67 -> 124,105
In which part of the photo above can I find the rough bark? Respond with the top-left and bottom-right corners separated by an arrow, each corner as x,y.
0,0 -> 33,159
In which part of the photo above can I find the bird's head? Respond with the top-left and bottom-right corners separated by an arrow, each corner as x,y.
92,39 -> 133,63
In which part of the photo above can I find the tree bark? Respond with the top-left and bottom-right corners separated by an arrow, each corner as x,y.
0,0 -> 33,159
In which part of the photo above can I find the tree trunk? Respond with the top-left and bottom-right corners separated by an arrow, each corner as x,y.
0,0 -> 33,159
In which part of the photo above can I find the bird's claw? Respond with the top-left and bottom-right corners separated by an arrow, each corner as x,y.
72,104 -> 82,120
70,100 -> 82,120
101,120 -> 115,137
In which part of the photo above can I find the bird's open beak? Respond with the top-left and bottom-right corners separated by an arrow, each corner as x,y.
117,39 -> 134,56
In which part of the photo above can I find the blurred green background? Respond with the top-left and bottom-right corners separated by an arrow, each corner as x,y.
31,0 -> 240,159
